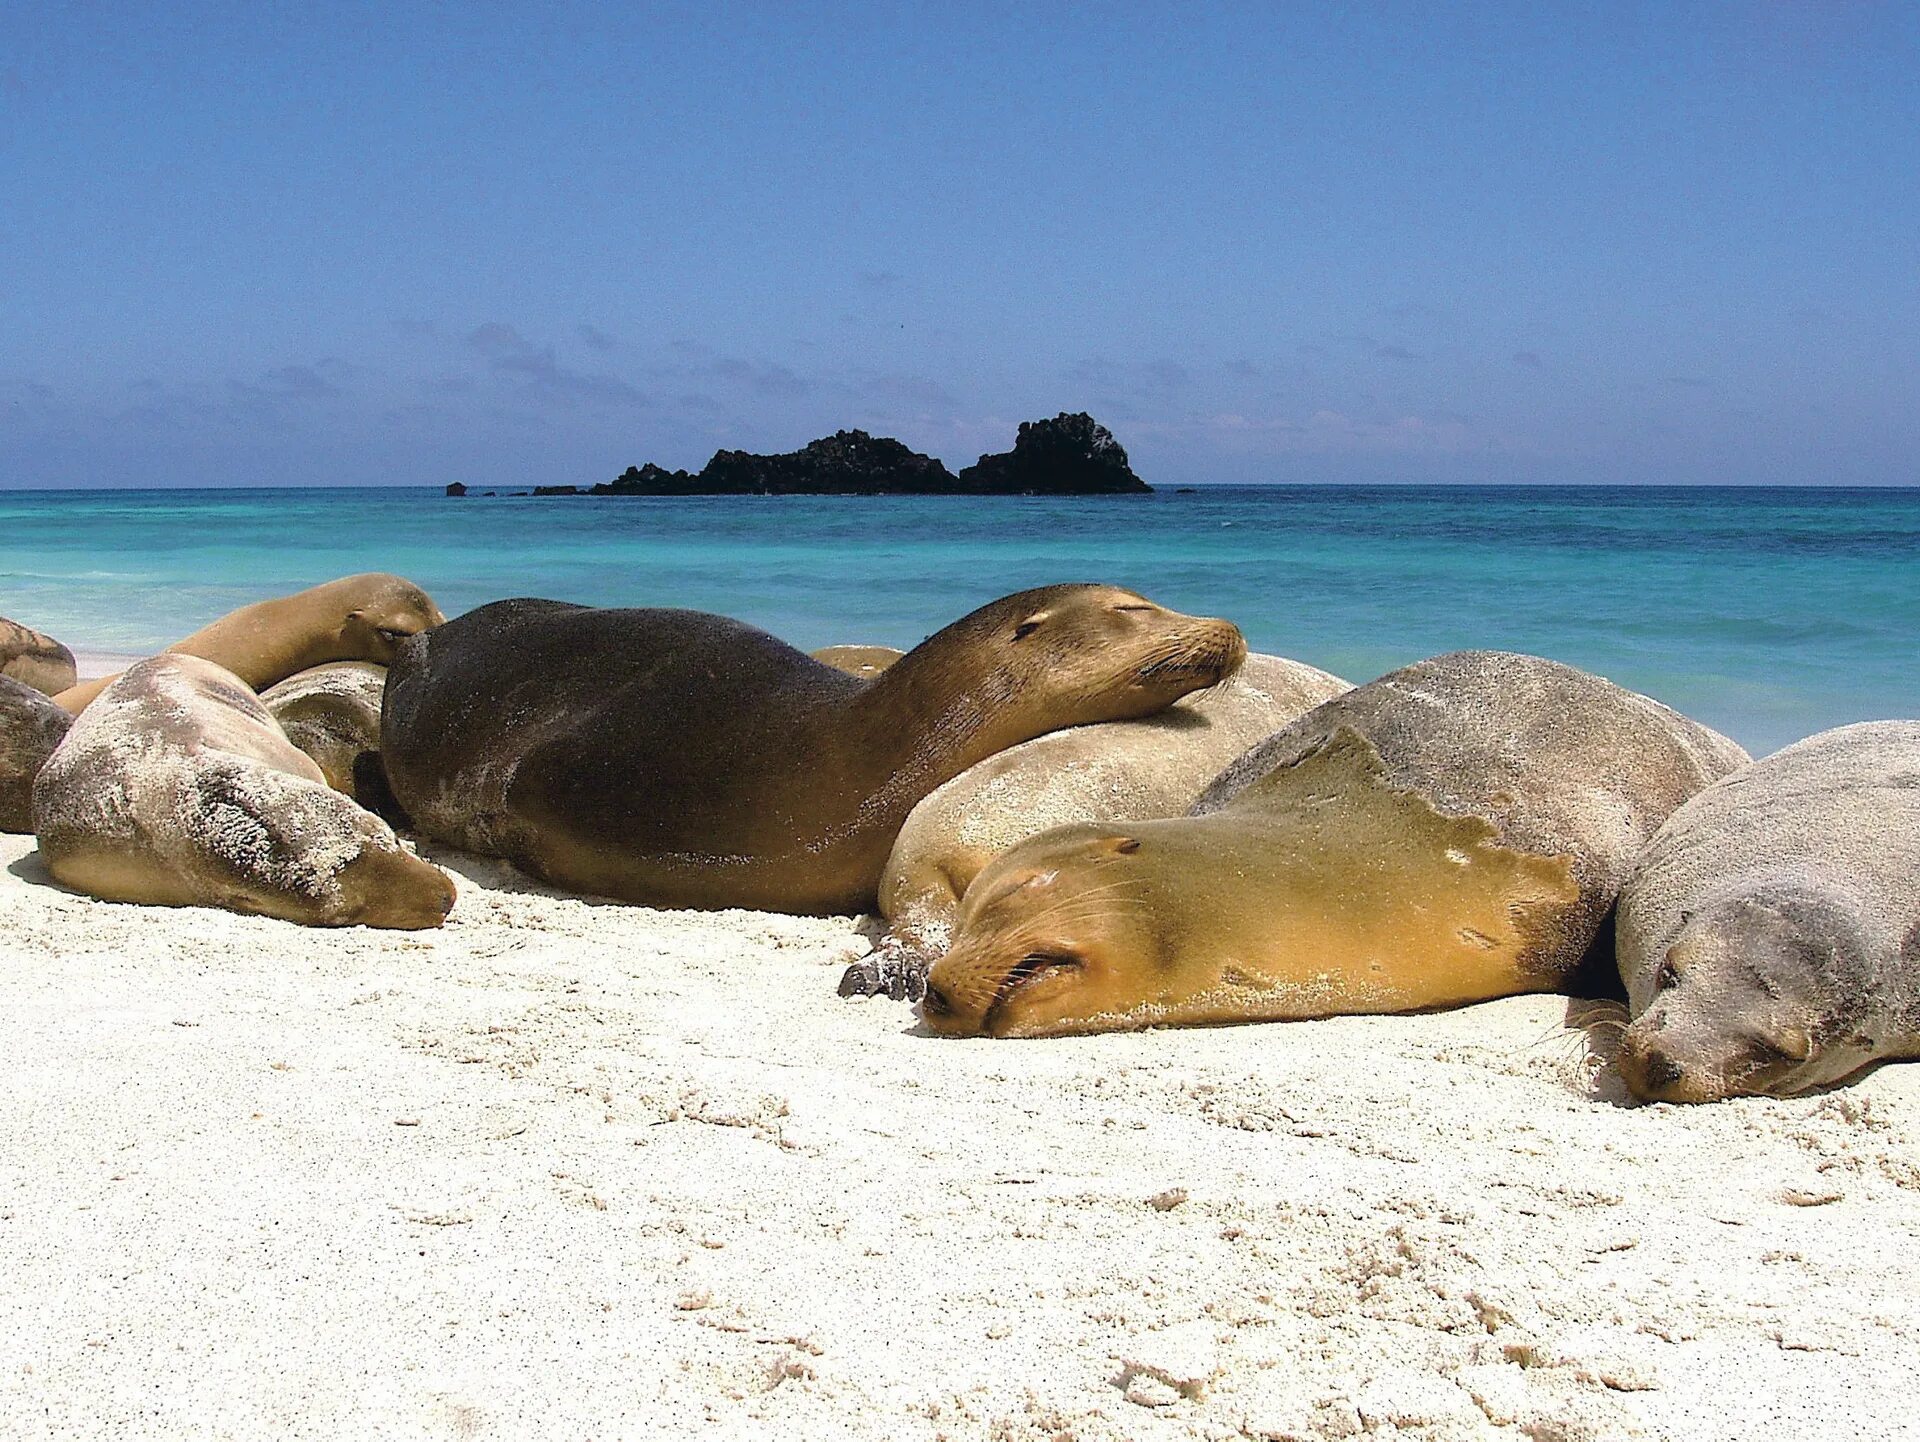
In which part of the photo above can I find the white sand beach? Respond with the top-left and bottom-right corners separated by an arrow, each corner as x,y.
3,829 -> 1918,1441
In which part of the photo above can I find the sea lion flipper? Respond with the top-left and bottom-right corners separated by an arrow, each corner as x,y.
838,936 -> 936,1001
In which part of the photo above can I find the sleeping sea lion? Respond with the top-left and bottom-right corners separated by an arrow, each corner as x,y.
33,655 -> 453,928
381,585 -> 1247,914
259,661 -> 406,823
842,652 -> 1350,997
1,617 -> 78,696
922,650 -> 1749,1038
52,572 -> 444,714
1617,720 -> 1920,1102
1,674 -> 71,832
810,645 -> 905,679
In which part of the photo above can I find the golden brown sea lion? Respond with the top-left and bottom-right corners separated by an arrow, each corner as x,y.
259,661 -> 406,823
52,573 -> 444,714
0,616 -> 78,695
922,650 -> 1749,1038
841,652 -> 1350,997
810,645 -> 905,679
381,585 -> 1247,914
33,655 -> 453,928
1617,720 -> 1920,1102
1,674 -> 71,832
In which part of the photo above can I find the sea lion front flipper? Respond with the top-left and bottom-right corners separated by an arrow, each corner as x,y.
838,935 -> 936,1002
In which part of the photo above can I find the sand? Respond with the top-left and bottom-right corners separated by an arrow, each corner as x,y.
3,830 -> 1918,1441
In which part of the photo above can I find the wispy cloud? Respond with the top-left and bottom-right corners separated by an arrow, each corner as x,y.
463,321 -> 646,406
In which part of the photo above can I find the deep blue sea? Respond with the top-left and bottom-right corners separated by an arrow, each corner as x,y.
2,484 -> 1915,756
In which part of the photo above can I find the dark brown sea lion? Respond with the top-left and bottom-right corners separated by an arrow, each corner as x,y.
1617,720 -> 1920,1102
842,652 -> 1350,998
381,585 -> 1247,913
0,617 -> 79,696
52,573 -> 444,714
1,674 -> 71,833
809,645 -> 906,679
922,650 -> 1749,1038
33,655 -> 453,929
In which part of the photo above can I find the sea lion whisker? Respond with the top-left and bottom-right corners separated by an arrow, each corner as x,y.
1002,876 -> 1152,931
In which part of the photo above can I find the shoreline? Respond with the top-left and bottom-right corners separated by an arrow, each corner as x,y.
3,830 -> 1918,1439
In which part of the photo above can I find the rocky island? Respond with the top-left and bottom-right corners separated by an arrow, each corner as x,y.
446,412 -> 1150,497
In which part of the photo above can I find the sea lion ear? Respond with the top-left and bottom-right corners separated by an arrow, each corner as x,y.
1011,611 -> 1048,640
1101,835 -> 1141,856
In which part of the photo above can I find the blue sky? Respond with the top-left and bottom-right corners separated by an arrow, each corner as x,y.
3,2 -> 1915,487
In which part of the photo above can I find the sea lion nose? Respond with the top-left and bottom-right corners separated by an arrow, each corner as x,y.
1628,1047 -> 1686,1097
920,983 -> 954,1019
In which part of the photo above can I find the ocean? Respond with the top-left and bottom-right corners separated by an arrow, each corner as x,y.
2,484 -> 1915,757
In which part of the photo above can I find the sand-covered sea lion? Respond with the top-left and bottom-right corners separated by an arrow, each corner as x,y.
1617,721 -> 1920,1102
1,674 -> 71,832
842,652 -> 1350,997
382,585 -> 1247,914
1,617 -> 78,696
810,645 -> 905,679
52,573 -> 444,714
259,661 -> 406,823
33,655 -> 453,928
922,650 -> 1749,1038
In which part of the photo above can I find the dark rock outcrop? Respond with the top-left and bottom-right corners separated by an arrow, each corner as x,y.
457,413 -> 1151,497
594,431 -> 957,496
698,429 -> 959,495
955,412 -> 1148,494
592,462 -> 700,496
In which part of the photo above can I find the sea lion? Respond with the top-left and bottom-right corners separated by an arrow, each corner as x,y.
259,661 -> 407,824
922,650 -> 1749,1038
1,674 -> 71,832
381,585 -> 1247,913
32,655 -> 454,929
842,652 -> 1351,998
1,617 -> 78,695
810,645 -> 905,679
1616,720 -> 1920,1102
52,572 -> 445,714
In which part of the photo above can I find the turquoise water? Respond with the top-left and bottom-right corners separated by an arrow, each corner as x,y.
2,485 -> 1916,756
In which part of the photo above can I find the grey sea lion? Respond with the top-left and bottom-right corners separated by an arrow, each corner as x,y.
841,652 -> 1350,998
922,650 -> 1749,1038
53,572 -> 444,714
32,655 -> 453,928
381,585 -> 1247,914
259,661 -> 406,823
0,617 -> 78,696
810,645 -> 905,679
1617,720 -> 1920,1102
1,674 -> 71,832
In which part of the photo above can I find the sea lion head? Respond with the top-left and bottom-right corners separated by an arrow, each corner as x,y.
921,821 -> 1190,1037
1619,885 -> 1879,1102
961,584 -> 1247,725
332,827 -> 458,930
334,574 -> 446,664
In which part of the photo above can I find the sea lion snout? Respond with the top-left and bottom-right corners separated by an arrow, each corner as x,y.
337,843 -> 457,929
1617,1034 -> 1699,1102
1127,615 -> 1247,695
